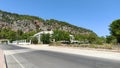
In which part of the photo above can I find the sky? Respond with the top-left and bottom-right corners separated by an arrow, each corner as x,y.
0,0 -> 120,36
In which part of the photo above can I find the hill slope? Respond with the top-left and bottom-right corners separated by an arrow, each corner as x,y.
0,10 -> 96,36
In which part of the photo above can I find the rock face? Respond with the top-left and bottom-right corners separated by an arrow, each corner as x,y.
0,10 -> 96,35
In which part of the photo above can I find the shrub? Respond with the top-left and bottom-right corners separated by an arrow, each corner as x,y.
31,37 -> 38,44
41,34 -> 51,44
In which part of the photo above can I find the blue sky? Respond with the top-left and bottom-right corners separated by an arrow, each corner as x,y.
0,0 -> 120,36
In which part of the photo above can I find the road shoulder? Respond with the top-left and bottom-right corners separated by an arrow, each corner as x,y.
16,44 -> 120,61
0,49 -> 6,68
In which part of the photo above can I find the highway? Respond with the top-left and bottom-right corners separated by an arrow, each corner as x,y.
0,44 -> 120,68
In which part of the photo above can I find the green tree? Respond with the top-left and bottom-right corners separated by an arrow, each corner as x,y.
74,34 -> 88,44
16,29 -> 23,40
7,30 -> 17,42
87,33 -> 98,44
106,35 -> 117,44
41,34 -> 50,44
31,37 -> 38,44
110,19 -> 120,43
52,30 -> 70,41
96,36 -> 106,45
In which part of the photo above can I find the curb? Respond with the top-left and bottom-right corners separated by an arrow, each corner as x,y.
4,54 -> 8,68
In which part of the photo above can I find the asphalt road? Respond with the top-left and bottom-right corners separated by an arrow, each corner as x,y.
0,44 -> 120,68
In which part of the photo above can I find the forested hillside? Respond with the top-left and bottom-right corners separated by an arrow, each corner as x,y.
0,10 -> 97,43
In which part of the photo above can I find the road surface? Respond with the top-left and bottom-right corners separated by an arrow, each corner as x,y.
0,44 -> 120,68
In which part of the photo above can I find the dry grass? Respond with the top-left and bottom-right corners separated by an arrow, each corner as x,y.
50,43 -> 115,49
49,43 -> 120,52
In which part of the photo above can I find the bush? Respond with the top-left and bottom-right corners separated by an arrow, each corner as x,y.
41,34 -> 51,44
52,30 -> 70,42
101,44 -> 112,49
31,37 -> 38,44
49,42 -> 62,46
79,44 -> 89,47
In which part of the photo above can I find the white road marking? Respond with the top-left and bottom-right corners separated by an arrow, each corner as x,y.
5,49 -> 34,55
10,54 -> 25,68
3,45 -> 25,68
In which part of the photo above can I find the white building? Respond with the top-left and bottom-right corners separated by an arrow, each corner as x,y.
33,30 -> 54,43
69,35 -> 80,44
33,30 -> 80,44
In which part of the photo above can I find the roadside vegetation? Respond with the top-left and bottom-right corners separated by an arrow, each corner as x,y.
41,34 -> 51,44
0,10 -> 120,50
0,28 -> 36,42
50,19 -> 120,50
0,21 -> 120,50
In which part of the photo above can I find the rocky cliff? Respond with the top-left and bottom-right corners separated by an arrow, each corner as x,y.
0,10 -> 96,36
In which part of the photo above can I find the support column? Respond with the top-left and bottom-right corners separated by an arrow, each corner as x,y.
38,34 -> 41,43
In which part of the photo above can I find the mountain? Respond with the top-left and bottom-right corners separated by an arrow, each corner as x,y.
0,10 -> 96,36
